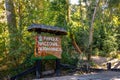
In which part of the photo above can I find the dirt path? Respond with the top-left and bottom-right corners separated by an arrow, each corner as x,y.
91,56 -> 120,69
34,71 -> 120,80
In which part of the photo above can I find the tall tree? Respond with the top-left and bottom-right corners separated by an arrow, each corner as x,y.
5,0 -> 19,66
87,0 -> 99,60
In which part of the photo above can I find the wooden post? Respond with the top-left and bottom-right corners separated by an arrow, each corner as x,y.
55,59 -> 60,76
107,62 -> 111,70
36,60 -> 42,78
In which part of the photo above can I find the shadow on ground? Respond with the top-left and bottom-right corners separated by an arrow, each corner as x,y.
34,71 -> 120,80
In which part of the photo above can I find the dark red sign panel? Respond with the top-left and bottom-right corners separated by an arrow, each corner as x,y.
35,35 -> 62,58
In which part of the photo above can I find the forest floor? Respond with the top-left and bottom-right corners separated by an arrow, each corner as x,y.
33,56 -> 120,80
91,56 -> 120,69
1,56 -> 120,80
34,71 -> 120,80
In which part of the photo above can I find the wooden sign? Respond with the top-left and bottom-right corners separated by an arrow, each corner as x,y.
35,35 -> 62,58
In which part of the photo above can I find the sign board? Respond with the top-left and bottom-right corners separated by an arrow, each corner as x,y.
35,35 -> 62,59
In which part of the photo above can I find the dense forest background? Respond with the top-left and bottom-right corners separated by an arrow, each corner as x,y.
0,0 -> 120,79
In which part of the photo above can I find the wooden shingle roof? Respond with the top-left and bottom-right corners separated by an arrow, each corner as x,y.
28,24 -> 67,35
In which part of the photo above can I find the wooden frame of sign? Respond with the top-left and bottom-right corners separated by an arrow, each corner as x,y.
28,24 -> 67,78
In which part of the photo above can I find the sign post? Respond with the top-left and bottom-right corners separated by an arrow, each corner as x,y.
10,24 -> 67,80
28,24 -> 67,78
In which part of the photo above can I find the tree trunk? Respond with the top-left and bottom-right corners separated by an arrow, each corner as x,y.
5,0 -> 19,66
70,33 -> 82,54
88,0 -> 99,60
5,0 -> 17,29
66,0 -> 71,23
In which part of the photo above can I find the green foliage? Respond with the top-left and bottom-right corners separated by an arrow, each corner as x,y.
0,0 -> 120,79
61,36 -> 79,66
